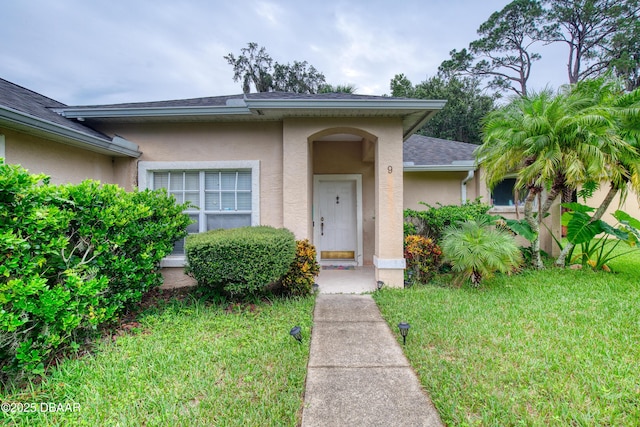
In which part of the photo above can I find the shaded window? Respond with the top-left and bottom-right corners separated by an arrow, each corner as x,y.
492,178 -> 517,206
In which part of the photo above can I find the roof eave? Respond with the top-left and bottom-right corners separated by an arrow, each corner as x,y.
0,106 -> 141,157
245,98 -> 447,111
56,105 -> 252,119
403,110 -> 440,140
403,162 -> 477,172
55,98 -> 448,122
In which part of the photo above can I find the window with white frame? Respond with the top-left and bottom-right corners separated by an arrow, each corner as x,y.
138,161 -> 259,263
491,177 -> 536,208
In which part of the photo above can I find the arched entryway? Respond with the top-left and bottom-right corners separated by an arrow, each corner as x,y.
283,119 -> 406,287
310,129 -> 376,267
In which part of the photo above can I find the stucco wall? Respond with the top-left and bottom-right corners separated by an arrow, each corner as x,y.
313,140 -> 375,264
97,117 -> 408,287
403,171 -> 480,210
590,185 -> 640,224
2,128 -> 119,185
372,121 -> 405,286
96,121 -> 285,228
281,117 -> 406,286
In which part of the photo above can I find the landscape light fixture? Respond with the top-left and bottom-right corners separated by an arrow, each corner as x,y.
404,270 -> 414,288
376,281 -> 384,290
398,322 -> 410,345
290,326 -> 302,343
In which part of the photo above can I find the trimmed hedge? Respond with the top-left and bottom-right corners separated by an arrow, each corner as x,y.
53,181 -> 192,309
185,226 -> 297,296
404,199 -> 491,242
0,161 -> 191,380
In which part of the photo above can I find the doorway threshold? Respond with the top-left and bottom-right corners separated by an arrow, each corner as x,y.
315,266 -> 375,294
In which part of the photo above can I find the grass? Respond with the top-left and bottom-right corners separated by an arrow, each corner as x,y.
3,244 -> 639,426
590,239 -> 640,275
374,256 -> 640,426
0,292 -> 315,426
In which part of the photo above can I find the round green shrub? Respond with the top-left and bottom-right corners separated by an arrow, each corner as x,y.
441,216 -> 523,286
185,226 -> 297,297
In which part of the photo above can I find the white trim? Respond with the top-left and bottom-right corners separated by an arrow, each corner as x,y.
138,160 -> 260,267
403,161 -> 476,172
313,174 -> 363,266
490,176 -> 525,208
246,98 -> 447,111
373,255 -> 406,269
0,134 -> 5,160
0,106 -> 140,157
404,166 -> 476,172
58,105 -> 251,119
57,98 -> 446,120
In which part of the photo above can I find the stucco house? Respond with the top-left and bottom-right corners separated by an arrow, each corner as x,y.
3,78 -> 636,287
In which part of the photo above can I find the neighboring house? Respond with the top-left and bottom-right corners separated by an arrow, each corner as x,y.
403,135 -> 479,209
403,135 -> 562,253
0,78 -> 140,186
2,78 -> 636,286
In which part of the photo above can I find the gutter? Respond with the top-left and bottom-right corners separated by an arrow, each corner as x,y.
245,98 -> 447,111
56,98 -> 448,120
0,106 -> 141,157
244,98 -> 447,141
56,105 -> 251,120
402,161 -> 476,172
460,170 -> 475,204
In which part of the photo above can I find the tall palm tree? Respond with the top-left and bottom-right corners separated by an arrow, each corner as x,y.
477,79 -> 638,269
555,80 -> 640,265
477,90 -> 580,269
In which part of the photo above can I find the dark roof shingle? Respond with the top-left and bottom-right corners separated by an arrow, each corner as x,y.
0,78 -> 112,141
404,134 -> 478,166
62,91 -> 402,109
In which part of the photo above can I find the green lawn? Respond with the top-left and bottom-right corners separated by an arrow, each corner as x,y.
3,249 -> 639,426
0,294 -> 315,426
374,262 -> 640,426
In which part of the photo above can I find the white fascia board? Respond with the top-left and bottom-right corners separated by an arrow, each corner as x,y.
245,98 -> 447,111
57,105 -> 251,119
0,106 -> 141,157
55,98 -> 446,119
112,135 -> 140,152
403,163 -> 477,172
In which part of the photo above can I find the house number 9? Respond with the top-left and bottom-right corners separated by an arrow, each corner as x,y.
387,166 -> 393,173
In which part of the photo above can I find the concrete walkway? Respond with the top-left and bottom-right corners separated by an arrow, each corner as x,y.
315,266 -> 377,294
301,294 -> 443,427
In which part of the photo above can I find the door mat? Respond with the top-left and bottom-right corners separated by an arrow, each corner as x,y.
322,265 -> 355,270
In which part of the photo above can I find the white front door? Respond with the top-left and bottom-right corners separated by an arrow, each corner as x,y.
314,175 -> 362,265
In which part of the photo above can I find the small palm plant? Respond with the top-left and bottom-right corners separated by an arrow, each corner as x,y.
441,216 -> 523,286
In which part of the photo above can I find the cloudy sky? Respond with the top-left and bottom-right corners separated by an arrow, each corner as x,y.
2,0 -> 568,106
